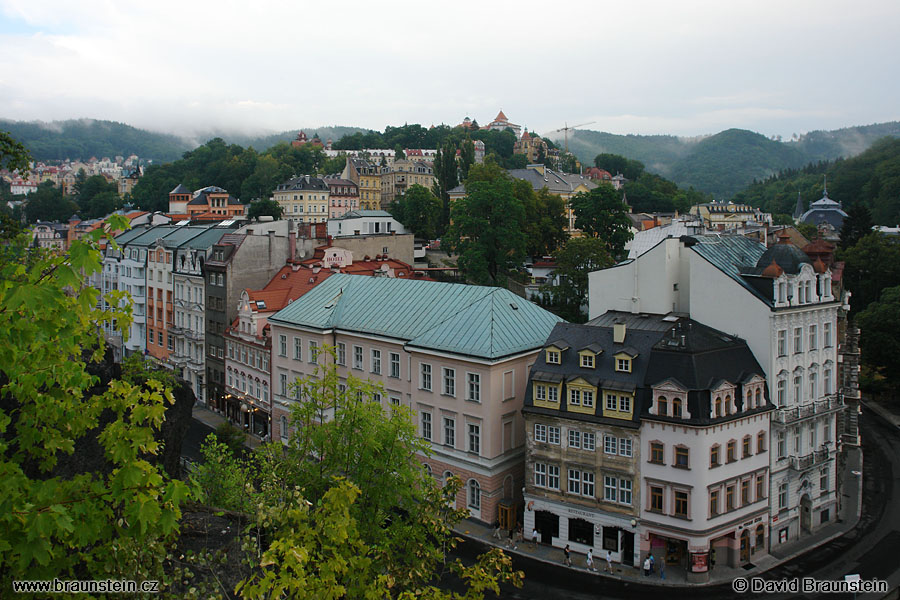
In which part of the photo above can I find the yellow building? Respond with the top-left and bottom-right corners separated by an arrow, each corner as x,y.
380,159 -> 434,208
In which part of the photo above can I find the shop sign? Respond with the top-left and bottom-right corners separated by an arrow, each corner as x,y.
691,552 -> 708,573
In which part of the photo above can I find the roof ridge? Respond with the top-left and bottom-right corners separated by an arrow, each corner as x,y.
411,284 -> 494,343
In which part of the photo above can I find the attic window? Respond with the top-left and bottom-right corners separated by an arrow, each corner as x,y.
256,300 -> 266,310
546,350 -> 561,364
510,302 -> 518,310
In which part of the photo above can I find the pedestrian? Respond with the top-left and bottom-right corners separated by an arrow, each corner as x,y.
710,547 -> 716,569
643,556 -> 651,577
516,524 -> 525,544
606,550 -> 613,573
564,544 -> 572,567
649,553 -> 654,575
492,521 -> 502,540
660,559 -> 666,580
506,527 -> 517,550
531,528 -> 538,548
587,548 -> 597,572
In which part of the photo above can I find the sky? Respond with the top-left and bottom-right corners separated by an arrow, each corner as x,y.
1,0 -> 898,141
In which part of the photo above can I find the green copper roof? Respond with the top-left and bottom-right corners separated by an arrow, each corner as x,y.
269,274 -> 564,360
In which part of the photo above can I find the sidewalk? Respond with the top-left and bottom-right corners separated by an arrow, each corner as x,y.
455,446 -> 864,587
191,404 -> 263,449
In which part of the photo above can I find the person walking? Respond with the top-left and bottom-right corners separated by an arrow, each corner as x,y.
586,548 -> 595,572
563,544 -> 572,567
531,528 -> 538,548
643,556 -> 651,577
505,527 -> 517,550
606,550 -> 613,573
492,521 -> 502,540
660,558 -> 666,580
648,553 -> 655,575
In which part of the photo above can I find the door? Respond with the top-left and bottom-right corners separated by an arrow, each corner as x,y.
800,494 -> 812,533
534,510 -> 559,545
621,531 -> 634,566
740,530 -> 750,563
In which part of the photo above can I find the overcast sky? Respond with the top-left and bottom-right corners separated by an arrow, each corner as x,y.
1,0 -> 898,141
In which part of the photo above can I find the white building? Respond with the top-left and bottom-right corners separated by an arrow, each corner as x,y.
588,233 -> 843,551
327,210 -> 407,238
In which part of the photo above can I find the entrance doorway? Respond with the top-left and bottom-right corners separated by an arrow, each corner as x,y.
621,531 -> 634,566
740,530 -> 750,563
534,510 -> 559,545
800,494 -> 812,533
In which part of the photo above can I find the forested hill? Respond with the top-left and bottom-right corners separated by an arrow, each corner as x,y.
731,136 -> 900,225
0,118 -> 372,163
564,121 -> 900,199
0,119 -> 193,163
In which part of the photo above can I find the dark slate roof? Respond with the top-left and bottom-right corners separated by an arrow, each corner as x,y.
275,176 -> 329,192
687,235 -> 771,305
754,242 -> 812,274
507,168 -> 597,195
524,310 -> 771,427
170,184 -> 190,195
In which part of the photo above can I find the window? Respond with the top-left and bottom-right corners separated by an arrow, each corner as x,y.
619,437 -> 633,457
604,477 -> 618,502
726,485 -> 735,511
604,435 -> 617,455
674,491 -> 688,518
280,416 -> 288,440
616,358 -> 630,372
371,349 -> 381,374
777,379 -> 786,405
468,480 -> 481,510
568,469 -> 581,495
710,445 -> 720,467
547,350 -> 560,364
294,337 -> 302,361
619,395 -> 631,412
710,489 -> 720,517
583,432 -> 595,451
727,440 -> 736,463
534,423 -> 547,443
337,343 -> 346,366
777,431 -> 786,459
582,390 -> 594,407
580,354 -> 594,368
547,465 -> 560,490
794,373 -> 802,403
548,426 -> 561,445
824,419 -> 831,443
743,436 -> 752,458
420,363 -> 432,390
778,482 -> 788,510
758,432 -> 766,453
443,416 -> 455,446
824,322 -> 833,347
308,340 -> 318,363
824,367 -> 832,395
582,472 -> 595,498
793,327 -> 803,353
443,368 -> 455,396
421,412 -> 432,441
619,479 -> 632,505
650,442 -> 664,464
809,325 -> 818,350
353,346 -> 363,370
570,388 -> 581,406
650,486 -> 664,512
657,396 -> 668,416
467,373 -> 480,402
756,474 -> 765,500
467,423 -> 480,455
569,429 -> 581,449
820,468 -> 828,492
280,373 -> 287,396
777,329 -> 787,356
390,352 -> 400,378
535,384 -> 547,402
741,479 -> 750,505
606,394 -> 617,411
672,397 -> 682,418
534,463 -> 547,488
714,396 -> 722,417
675,446 -> 689,468
548,386 -> 559,403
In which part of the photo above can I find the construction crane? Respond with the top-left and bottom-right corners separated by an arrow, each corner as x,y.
552,121 -> 596,153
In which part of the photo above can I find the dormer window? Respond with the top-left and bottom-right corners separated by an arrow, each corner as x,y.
616,358 -> 630,372
657,396 -> 668,416
547,350 -> 561,364
580,354 -> 594,368
672,397 -> 683,418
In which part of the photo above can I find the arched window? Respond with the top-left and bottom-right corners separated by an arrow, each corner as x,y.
714,396 -> 722,418
746,389 -> 753,409
755,389 -> 762,408
468,479 -> 481,510
755,524 -> 765,549
793,371 -> 803,404
443,471 -> 454,487
824,365 -> 833,395
280,415 -> 288,440
672,397 -> 682,418
724,395 -> 732,416
657,396 -> 668,416
777,374 -> 787,406
423,463 -> 433,477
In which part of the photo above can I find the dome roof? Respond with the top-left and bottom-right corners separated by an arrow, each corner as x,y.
755,238 -> 812,274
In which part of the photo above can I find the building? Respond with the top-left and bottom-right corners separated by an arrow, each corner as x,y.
796,189 -> 848,233
168,185 -> 246,219
691,201 -> 772,230
119,166 -> 142,197
513,130 -> 549,163
484,110 -> 522,137
379,159 -> 434,207
323,177 -> 359,218
523,312 -> 771,580
588,233 -> 844,552
507,165 -> 597,234
326,210 -> 407,238
273,176 -> 330,223
267,274 -> 563,523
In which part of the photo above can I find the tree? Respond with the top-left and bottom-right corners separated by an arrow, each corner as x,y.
856,286 -> 900,394
459,139 -> 475,181
524,187 -> 568,258
840,204 -> 873,249
570,184 -> 633,257
840,232 -> 900,315
1,130 -> 32,172
0,211 -> 189,589
246,198 -> 284,221
433,139 -> 459,231
24,180 -> 78,223
446,174 -> 526,285
541,237 -> 613,322
594,153 -> 644,180
390,184 -> 441,240
394,144 -> 406,160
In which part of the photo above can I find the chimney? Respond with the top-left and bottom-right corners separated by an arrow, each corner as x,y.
613,320 -> 626,344
288,219 -> 296,263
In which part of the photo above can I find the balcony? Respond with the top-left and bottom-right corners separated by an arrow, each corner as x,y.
789,446 -> 832,471
772,394 -> 843,425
